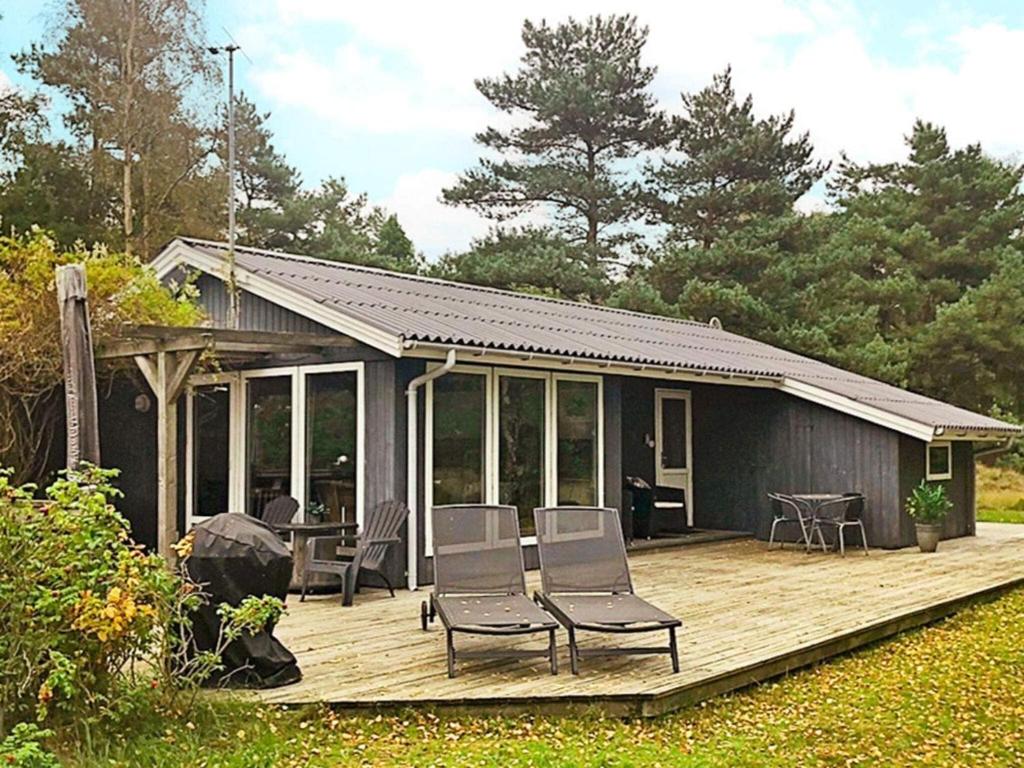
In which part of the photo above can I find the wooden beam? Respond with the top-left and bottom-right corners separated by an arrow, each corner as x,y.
98,334 -> 212,359
126,325 -> 358,347
133,348 -> 202,560
167,349 -> 200,402
133,354 -> 158,393
154,351 -> 177,560
97,326 -> 357,360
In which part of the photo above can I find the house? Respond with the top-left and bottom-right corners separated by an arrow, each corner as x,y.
95,237 -> 1021,589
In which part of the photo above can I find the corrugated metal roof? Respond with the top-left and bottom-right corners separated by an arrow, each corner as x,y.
176,238 -> 1021,436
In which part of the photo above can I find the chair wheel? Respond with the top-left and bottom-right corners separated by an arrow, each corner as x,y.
420,600 -> 429,631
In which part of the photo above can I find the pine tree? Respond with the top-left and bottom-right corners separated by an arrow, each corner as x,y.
432,227 -> 609,301
373,215 -> 420,273
443,15 -> 665,267
646,67 -> 827,248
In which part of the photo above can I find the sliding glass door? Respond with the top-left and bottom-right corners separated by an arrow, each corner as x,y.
305,370 -> 358,524
498,374 -> 547,536
555,378 -> 600,507
190,384 -> 231,519
426,366 -> 603,547
246,375 -> 293,518
430,372 -> 487,506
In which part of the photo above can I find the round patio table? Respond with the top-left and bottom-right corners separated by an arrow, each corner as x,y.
274,521 -> 359,592
789,494 -> 845,551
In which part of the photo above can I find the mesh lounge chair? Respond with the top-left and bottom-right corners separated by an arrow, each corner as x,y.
421,505 -> 559,678
301,500 -> 408,606
767,493 -> 813,551
809,494 -> 869,556
261,495 -> 299,528
533,507 -> 681,675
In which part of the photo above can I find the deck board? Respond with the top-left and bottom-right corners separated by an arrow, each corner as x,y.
257,523 -> 1024,716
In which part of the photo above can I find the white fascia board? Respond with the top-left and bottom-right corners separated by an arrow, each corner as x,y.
403,338 -> 1010,442
779,378 -> 936,441
150,240 -> 403,357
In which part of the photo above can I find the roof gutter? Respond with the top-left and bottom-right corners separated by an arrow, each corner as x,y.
404,348 -> 457,591
402,340 -> 781,387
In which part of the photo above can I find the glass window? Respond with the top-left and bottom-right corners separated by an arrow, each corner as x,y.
556,379 -> 599,507
926,442 -> 952,480
192,384 -> 231,517
246,376 -> 292,517
432,373 -> 487,506
498,376 -> 546,536
661,396 -> 688,470
306,371 -> 358,524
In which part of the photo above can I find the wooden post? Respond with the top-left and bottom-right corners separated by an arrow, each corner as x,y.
135,349 -> 199,559
56,264 -> 101,469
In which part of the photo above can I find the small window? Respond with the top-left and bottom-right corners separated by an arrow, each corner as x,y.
926,442 -> 952,481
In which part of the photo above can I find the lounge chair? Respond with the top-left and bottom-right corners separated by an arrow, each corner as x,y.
301,499 -> 408,606
533,506 -> 681,675
421,505 -> 559,678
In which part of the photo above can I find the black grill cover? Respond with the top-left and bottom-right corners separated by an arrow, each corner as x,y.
186,513 -> 301,688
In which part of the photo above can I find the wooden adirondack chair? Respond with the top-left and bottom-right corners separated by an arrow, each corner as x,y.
300,499 -> 408,606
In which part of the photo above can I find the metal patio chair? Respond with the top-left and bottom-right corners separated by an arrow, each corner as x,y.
809,494 -> 869,556
261,495 -> 299,528
767,493 -> 814,551
533,507 -> 681,675
300,499 -> 408,606
421,505 -> 559,678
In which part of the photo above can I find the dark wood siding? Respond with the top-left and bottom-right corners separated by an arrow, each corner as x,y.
195,275 -> 334,334
360,359 -> 404,588
618,379 -> 909,548
898,436 -> 975,545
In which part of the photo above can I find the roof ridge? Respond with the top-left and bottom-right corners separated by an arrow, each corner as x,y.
178,236 -> 712,330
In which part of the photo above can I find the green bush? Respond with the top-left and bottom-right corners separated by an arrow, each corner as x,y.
0,466 -> 284,743
0,724 -> 60,768
906,480 -> 953,524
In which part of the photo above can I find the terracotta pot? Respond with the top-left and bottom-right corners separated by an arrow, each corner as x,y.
915,522 -> 943,553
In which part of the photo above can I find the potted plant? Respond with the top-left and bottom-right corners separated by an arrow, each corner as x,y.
905,480 -> 952,553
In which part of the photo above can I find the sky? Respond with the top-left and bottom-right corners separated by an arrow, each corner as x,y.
3,0 -> 1024,257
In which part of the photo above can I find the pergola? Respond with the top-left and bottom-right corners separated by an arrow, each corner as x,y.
97,325 -> 355,558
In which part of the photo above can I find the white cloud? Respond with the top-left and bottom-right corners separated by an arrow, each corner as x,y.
0,70 -> 11,93
378,169 -> 552,258
379,169 -> 490,257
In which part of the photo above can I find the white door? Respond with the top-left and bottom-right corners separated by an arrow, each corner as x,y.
654,389 -> 693,526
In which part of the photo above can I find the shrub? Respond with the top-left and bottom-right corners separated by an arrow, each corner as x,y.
906,480 -> 953,524
0,229 -> 202,483
0,724 -> 60,768
0,466 -> 283,740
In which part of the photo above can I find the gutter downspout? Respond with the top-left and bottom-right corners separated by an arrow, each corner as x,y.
974,437 -> 1017,460
405,348 -> 457,590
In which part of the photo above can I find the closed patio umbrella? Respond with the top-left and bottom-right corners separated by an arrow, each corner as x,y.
56,264 -> 101,469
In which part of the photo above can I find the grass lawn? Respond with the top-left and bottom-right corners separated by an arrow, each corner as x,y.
62,586 -> 1024,768
977,464 -> 1024,524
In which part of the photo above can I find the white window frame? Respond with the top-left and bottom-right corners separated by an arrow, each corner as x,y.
925,441 -> 953,481
425,364 -> 604,550
185,371 -> 243,529
185,362 -> 365,530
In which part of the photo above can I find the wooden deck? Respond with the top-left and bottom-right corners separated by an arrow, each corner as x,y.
259,523 -> 1024,717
